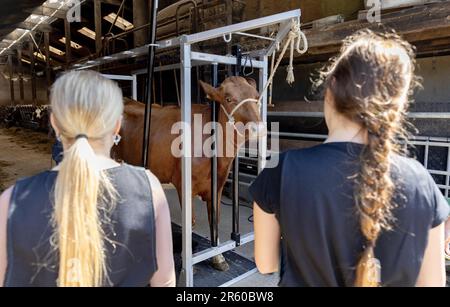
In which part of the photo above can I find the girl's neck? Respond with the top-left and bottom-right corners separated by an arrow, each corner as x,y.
53,153 -> 120,171
325,121 -> 368,145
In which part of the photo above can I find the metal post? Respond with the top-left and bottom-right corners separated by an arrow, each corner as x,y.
258,56 -> 268,172
210,63 -> 219,247
8,54 -> 15,103
180,36 -> 193,287
142,0 -> 159,167
231,44 -> 242,245
132,74 -> 138,100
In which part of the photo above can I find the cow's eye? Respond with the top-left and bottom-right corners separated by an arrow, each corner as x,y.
226,97 -> 232,103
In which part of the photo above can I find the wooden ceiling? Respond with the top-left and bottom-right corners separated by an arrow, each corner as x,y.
0,0 -> 46,38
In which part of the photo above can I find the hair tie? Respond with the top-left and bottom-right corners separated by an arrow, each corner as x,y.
75,134 -> 89,140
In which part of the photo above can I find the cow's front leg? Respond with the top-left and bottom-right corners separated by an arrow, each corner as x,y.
206,199 -> 229,272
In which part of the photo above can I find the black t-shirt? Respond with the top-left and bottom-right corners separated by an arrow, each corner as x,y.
249,142 -> 450,287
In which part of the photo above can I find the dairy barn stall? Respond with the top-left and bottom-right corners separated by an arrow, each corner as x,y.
0,0 -> 449,287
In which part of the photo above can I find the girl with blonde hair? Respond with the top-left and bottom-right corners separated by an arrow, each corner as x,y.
0,70 -> 175,287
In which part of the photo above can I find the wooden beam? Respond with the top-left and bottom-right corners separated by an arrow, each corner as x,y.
64,18 -> 72,65
28,41 -> 37,104
133,0 -> 149,47
99,0 -> 123,5
302,2 -> 450,57
8,54 -> 14,103
44,31 -> 51,98
94,0 -> 103,54
17,48 -> 24,101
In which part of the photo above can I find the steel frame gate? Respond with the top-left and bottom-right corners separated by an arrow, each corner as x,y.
76,9 -> 302,287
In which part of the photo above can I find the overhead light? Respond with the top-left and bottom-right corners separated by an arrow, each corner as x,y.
28,14 -> 49,23
104,13 -> 134,31
59,37 -> 83,49
78,27 -> 96,40
49,45 -> 65,56
34,52 -> 47,61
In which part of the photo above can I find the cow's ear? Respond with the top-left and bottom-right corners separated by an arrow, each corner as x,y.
245,78 -> 257,89
199,80 -> 222,102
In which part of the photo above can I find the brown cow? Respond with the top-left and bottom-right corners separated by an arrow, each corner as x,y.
114,76 -> 262,271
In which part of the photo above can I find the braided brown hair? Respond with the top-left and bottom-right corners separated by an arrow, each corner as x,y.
315,29 -> 421,286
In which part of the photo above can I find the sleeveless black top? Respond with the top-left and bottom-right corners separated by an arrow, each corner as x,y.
4,164 -> 157,287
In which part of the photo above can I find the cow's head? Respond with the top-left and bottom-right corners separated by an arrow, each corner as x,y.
199,76 -> 263,138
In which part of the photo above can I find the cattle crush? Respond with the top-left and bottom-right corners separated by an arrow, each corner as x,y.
71,9 -> 305,287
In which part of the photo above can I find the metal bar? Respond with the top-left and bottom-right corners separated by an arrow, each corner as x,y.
234,31 -> 276,41
272,131 -> 450,145
219,268 -> 258,287
271,131 -> 327,140
192,233 -> 255,265
73,9 -> 298,70
210,63 -> 219,247
424,141 -> 430,169
185,9 -> 301,44
133,53 -> 264,75
180,37 -> 193,287
267,111 -> 324,118
132,74 -> 138,100
231,44 -> 241,245
142,0 -> 159,167
267,111 -> 450,119
258,55 -> 269,172
445,146 -> 450,198
191,51 -> 264,68
429,170 -> 450,176
266,20 -> 291,56
101,74 -> 135,81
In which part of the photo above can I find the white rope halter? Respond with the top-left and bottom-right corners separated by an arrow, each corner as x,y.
218,19 -> 308,125
220,98 -> 260,124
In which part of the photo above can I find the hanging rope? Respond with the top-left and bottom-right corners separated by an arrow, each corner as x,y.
268,49 -> 276,107
219,19 -> 308,137
286,19 -> 308,84
255,19 -> 308,108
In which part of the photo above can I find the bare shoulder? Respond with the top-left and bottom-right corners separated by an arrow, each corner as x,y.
0,186 -> 14,214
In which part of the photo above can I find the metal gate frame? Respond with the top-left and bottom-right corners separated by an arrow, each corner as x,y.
101,74 -> 138,101
75,9 -> 302,287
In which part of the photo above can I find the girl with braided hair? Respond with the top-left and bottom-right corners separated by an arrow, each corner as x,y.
250,29 -> 449,287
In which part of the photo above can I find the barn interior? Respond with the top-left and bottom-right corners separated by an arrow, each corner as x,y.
0,0 -> 449,287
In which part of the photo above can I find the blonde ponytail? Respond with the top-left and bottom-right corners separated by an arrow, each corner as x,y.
50,70 -> 123,287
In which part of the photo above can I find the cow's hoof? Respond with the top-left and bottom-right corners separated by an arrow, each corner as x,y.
210,254 -> 230,272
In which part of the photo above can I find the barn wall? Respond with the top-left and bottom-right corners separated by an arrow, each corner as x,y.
244,0 -> 364,23
268,54 -> 450,138
0,72 -> 49,106
271,54 -> 450,106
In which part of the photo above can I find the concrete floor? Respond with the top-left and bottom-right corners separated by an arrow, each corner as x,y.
163,184 -> 279,287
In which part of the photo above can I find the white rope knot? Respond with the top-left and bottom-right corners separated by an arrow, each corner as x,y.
221,98 -> 260,124
286,20 -> 308,85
